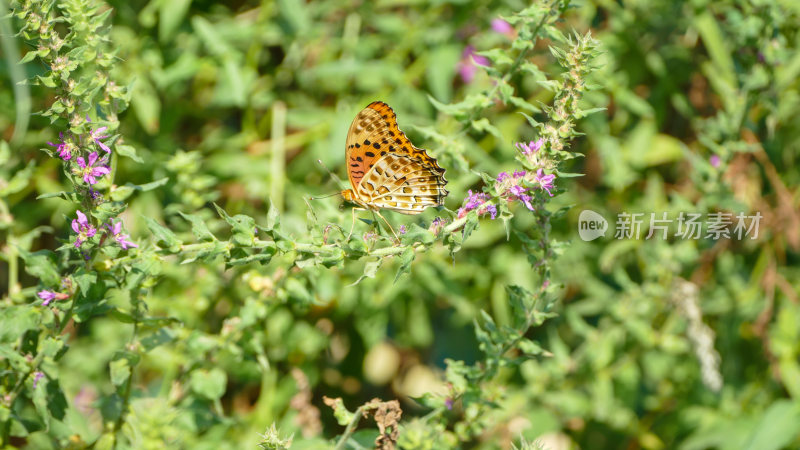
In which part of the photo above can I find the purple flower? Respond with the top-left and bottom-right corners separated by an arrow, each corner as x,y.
457,190 -> 496,219
86,116 -> 112,153
491,19 -> 514,37
498,173 -> 535,211
38,290 -> 57,306
74,151 -> 110,185
37,289 -> 68,306
509,184 -> 526,197
71,210 -> 97,247
535,169 -> 556,196
445,397 -> 454,410
518,193 -> 534,211
363,230 -> 377,243
710,155 -> 721,168
496,172 -> 510,183
90,126 -> 111,153
48,133 -> 74,161
398,225 -> 407,235
458,45 -> 490,83
516,138 -> 544,156
106,220 -> 138,250
429,217 -> 447,234
484,203 -> 498,219
32,371 -> 44,388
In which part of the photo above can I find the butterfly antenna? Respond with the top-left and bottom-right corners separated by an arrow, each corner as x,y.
309,160 -> 346,201
317,159 -> 344,186
309,191 -> 341,200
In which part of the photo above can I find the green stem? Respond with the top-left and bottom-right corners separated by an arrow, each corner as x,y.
0,0 -> 31,147
270,101 -> 287,212
333,405 -> 366,450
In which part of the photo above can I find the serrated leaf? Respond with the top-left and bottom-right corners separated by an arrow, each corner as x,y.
394,247 -> 416,283
471,118 -> 502,139
214,203 -> 256,246
143,216 -> 182,250
462,210 -> 479,242
178,211 -> 215,241
349,259 -> 382,286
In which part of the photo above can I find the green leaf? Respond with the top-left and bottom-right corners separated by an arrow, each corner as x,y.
743,400 -> 800,450
462,210 -> 480,242
131,77 -> 161,134
266,201 -> 280,231
394,247 -> 416,283
143,216 -> 182,250
0,306 -> 39,343
349,259 -> 382,286
140,328 -> 175,352
18,249 -> 60,286
0,161 -> 34,196
324,397 -> 355,426
115,144 -> 143,163
73,268 -> 97,296
226,251 -> 274,267
40,337 -> 66,359
214,203 -> 256,246
190,368 -> 227,401
109,358 -> 131,387
399,223 -> 435,246
158,0 -> 192,42
178,211 -> 216,241
471,118 -> 502,139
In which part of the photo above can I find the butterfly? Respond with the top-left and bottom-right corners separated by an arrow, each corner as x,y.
339,101 -> 448,239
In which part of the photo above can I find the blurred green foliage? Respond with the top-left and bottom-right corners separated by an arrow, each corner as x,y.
1,0 -> 800,449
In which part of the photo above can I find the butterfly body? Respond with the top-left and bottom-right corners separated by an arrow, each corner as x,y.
341,101 -> 448,216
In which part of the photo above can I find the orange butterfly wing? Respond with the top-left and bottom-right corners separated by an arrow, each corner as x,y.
345,102 -> 446,190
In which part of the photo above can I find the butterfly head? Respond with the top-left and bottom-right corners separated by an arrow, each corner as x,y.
340,189 -> 370,210
340,189 -> 355,202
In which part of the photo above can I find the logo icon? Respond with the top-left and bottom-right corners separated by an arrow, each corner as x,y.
578,209 -> 608,241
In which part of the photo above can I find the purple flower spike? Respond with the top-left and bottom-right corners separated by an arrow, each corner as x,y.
535,169 -> 556,196
71,210 -> 97,247
398,225 -> 407,235
457,190 -> 496,220
107,220 -> 138,250
516,138 -> 544,156
75,151 -> 110,185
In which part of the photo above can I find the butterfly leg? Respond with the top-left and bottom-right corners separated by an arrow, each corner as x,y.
346,207 -> 365,241
375,210 -> 400,243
